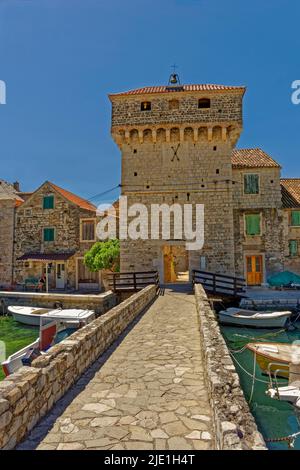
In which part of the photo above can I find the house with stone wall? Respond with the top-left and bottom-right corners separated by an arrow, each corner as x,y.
14,181 -> 100,291
109,82 -> 245,282
0,180 -> 23,288
231,148 -> 285,285
108,79 -> 300,286
281,179 -> 300,276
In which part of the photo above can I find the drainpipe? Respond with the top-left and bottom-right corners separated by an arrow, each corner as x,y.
46,263 -> 49,293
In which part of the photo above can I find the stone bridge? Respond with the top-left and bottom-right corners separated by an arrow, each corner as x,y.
0,284 -> 265,451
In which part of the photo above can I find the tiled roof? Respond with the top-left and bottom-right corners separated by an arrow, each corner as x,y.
110,84 -> 246,97
231,148 -> 281,169
0,180 -> 24,205
49,182 -> 96,212
18,252 -> 75,262
281,179 -> 300,208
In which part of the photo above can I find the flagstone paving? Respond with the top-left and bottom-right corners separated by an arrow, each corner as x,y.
19,287 -> 214,450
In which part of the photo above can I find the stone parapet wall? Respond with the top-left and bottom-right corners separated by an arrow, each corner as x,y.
0,290 -> 116,316
194,284 -> 266,450
0,285 -> 157,449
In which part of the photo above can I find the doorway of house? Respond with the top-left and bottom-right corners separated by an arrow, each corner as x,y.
56,262 -> 66,289
163,245 -> 189,283
246,255 -> 263,286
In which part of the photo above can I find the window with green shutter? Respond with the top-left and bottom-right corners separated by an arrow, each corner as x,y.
43,228 -> 55,242
244,174 -> 259,194
291,211 -> 300,226
245,214 -> 261,236
43,195 -> 54,209
289,240 -> 298,257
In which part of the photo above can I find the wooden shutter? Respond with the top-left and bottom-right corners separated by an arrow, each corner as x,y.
81,220 -> 95,241
43,195 -> 54,209
291,211 -> 300,226
44,228 -> 54,242
245,214 -> 261,235
289,240 -> 298,256
244,174 -> 259,194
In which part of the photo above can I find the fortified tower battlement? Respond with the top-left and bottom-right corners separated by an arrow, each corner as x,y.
109,81 -> 246,278
110,84 -> 245,147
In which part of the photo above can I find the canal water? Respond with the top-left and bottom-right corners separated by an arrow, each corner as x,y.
221,324 -> 300,450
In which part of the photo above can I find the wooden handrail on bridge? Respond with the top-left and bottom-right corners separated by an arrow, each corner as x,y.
192,269 -> 246,298
107,271 -> 160,293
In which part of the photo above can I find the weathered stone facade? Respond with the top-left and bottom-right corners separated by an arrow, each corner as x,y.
0,181 -> 23,288
109,83 -> 300,285
232,165 -> 285,281
110,85 -> 245,280
14,181 -> 99,290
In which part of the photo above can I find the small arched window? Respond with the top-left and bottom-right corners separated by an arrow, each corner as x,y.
141,101 -> 151,111
198,98 -> 211,109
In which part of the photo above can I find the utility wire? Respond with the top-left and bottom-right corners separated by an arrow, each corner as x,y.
87,184 -> 121,202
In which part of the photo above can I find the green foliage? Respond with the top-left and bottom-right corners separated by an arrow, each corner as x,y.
0,317 -> 38,381
84,239 -> 120,272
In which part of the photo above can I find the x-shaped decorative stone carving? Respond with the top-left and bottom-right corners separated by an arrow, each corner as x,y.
171,143 -> 180,162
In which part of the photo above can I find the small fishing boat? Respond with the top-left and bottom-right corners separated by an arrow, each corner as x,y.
8,306 -> 51,326
2,309 -> 95,376
218,307 -> 292,328
8,306 -> 95,327
246,342 -> 300,378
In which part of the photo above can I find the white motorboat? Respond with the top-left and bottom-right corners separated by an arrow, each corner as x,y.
2,309 -> 95,376
8,306 -> 95,327
8,305 -> 51,326
218,307 -> 292,328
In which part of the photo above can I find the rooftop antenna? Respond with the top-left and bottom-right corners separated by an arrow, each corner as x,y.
168,64 -> 181,86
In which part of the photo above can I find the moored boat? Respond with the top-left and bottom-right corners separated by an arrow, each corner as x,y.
246,342 -> 300,378
2,309 -> 95,376
218,307 -> 292,328
8,305 -> 51,326
8,306 -> 96,327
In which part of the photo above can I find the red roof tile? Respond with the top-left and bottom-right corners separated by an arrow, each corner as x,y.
232,148 -> 281,169
281,179 -> 300,208
110,84 -> 246,97
49,182 -> 96,212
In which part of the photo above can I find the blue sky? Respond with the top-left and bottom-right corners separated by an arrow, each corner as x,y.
0,0 -> 300,203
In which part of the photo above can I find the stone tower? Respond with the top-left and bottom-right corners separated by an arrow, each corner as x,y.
109,78 -> 246,281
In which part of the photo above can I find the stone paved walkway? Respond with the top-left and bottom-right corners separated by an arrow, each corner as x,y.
20,287 -> 214,450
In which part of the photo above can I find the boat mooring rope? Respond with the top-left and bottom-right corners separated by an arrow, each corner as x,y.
227,328 -> 286,352
229,351 -> 270,384
265,431 -> 300,448
248,347 -> 257,404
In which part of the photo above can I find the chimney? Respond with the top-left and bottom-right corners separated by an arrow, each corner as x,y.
13,181 -> 20,192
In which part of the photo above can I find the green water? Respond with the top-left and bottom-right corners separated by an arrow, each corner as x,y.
0,317 -> 38,381
221,324 -> 300,450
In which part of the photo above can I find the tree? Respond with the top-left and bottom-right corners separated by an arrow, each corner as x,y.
84,239 -> 120,272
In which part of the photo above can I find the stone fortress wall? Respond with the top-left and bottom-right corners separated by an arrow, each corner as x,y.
110,88 -> 245,279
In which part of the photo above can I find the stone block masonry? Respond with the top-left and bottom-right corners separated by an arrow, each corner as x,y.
18,285 -> 215,451
0,290 -> 116,316
194,284 -> 266,450
0,285 -> 157,449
